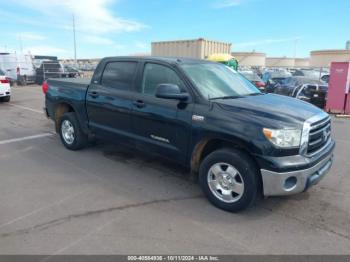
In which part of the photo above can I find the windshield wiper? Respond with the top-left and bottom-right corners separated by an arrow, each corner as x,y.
209,95 -> 244,100
247,92 -> 264,96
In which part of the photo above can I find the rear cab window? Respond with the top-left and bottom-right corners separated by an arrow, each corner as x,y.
101,61 -> 138,91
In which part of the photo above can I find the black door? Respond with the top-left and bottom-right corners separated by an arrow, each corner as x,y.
86,61 -> 138,142
130,62 -> 193,164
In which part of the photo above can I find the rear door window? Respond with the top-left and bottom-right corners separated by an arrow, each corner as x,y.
101,61 -> 137,91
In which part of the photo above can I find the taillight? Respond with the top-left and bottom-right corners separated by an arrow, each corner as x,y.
0,79 -> 9,84
255,81 -> 265,88
42,81 -> 49,94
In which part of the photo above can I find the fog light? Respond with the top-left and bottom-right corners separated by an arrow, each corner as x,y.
284,176 -> 297,191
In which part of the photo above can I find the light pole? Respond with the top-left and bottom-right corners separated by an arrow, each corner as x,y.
73,14 -> 77,66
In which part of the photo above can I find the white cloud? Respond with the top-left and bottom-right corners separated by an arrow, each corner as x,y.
212,0 -> 241,8
234,37 -> 301,48
23,45 -> 68,55
11,0 -> 147,34
16,32 -> 46,41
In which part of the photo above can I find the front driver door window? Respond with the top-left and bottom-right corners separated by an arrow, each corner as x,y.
141,63 -> 185,95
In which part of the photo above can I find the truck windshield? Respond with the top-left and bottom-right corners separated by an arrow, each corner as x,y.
181,63 -> 260,100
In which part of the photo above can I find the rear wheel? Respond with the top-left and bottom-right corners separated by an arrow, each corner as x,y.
199,148 -> 259,212
59,112 -> 88,150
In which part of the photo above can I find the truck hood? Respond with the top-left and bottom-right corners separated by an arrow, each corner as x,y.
213,93 -> 323,126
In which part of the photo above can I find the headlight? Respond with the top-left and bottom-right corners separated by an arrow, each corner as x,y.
263,128 -> 301,148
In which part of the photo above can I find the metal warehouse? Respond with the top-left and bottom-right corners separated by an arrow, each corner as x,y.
151,38 -> 231,59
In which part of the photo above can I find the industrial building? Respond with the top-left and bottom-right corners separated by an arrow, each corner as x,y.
310,49 -> 350,67
151,38 -> 231,59
265,57 -> 295,68
263,57 -> 310,68
231,52 -> 266,67
65,39 -> 350,70
294,58 -> 310,67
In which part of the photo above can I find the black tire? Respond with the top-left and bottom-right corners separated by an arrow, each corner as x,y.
59,112 -> 88,150
2,96 -> 10,102
199,148 -> 259,212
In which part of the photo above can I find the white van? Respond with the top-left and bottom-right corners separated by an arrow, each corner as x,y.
0,68 -> 11,102
0,53 -> 36,85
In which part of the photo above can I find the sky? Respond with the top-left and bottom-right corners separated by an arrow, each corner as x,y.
0,0 -> 349,59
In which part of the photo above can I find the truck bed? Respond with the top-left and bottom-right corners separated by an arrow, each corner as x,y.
47,77 -> 91,89
45,77 -> 92,132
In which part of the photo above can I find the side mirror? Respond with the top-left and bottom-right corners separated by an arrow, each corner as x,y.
155,84 -> 189,101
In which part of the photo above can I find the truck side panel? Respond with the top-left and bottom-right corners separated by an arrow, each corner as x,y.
45,78 -> 90,134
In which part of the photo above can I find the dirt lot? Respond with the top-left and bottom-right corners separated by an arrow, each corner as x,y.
0,84 -> 349,255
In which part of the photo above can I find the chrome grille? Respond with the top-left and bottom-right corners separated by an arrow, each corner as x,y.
307,116 -> 331,155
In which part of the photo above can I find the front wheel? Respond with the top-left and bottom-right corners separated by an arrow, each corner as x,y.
199,148 -> 259,212
59,112 -> 88,150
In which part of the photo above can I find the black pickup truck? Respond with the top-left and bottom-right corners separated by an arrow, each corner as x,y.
44,56 -> 335,212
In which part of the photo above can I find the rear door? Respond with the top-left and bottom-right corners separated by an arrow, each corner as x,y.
130,62 -> 193,163
86,60 -> 139,142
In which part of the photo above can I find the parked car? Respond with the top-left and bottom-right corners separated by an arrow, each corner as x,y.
292,69 -> 321,79
44,56 -> 335,212
262,71 -> 292,93
291,82 -> 328,109
321,74 -> 330,83
274,76 -> 327,97
35,60 -> 63,85
0,69 -> 11,102
62,65 -> 80,78
239,70 -> 266,91
0,53 -> 36,85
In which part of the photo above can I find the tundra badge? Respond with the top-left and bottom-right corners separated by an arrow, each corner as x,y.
150,134 -> 170,143
192,115 -> 205,122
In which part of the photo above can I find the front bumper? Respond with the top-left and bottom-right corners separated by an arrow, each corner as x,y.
0,92 -> 10,97
0,87 -> 11,97
261,152 -> 333,196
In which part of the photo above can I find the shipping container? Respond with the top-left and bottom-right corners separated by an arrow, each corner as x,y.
151,38 -> 231,59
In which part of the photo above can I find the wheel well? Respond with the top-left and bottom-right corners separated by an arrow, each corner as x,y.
191,138 -> 262,192
54,103 -> 75,132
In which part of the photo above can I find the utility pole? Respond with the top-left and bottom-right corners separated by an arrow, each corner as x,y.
19,34 -> 23,53
73,14 -> 77,66
293,38 -> 298,59
293,38 -> 299,68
